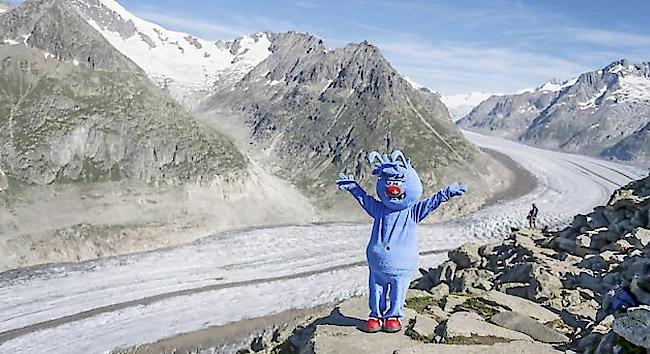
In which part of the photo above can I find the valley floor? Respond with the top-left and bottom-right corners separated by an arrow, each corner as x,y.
0,132 -> 646,354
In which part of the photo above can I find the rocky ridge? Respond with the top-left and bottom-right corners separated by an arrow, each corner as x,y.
459,59 -> 650,164
231,175 -> 650,353
202,32 -> 509,217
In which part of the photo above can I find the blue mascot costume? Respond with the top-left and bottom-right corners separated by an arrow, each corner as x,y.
336,150 -> 467,333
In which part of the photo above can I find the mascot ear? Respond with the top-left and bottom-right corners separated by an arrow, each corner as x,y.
391,150 -> 408,167
368,151 -> 382,165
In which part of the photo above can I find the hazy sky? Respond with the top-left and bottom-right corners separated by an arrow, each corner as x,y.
10,0 -> 650,94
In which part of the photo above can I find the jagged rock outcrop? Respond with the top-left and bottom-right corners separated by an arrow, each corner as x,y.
459,59 -> 650,164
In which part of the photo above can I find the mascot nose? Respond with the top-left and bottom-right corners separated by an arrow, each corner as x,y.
386,185 -> 402,197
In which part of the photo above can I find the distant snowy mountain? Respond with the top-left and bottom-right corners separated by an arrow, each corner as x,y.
441,92 -> 495,121
64,0 -> 272,105
459,59 -> 650,164
0,2 -> 10,13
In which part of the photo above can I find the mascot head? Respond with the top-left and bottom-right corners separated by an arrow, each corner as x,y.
369,150 -> 423,211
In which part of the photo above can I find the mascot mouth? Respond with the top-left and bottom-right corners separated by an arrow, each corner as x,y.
385,181 -> 405,201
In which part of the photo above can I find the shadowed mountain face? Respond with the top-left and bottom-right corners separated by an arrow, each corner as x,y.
459,59 -> 650,165
202,32 -> 490,208
0,0 -> 247,186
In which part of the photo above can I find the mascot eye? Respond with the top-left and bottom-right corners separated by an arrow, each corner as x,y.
387,180 -> 403,186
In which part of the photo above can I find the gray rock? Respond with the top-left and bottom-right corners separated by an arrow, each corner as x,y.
498,262 -> 539,283
613,306 -> 650,349
489,311 -> 569,343
430,283 -> 450,301
449,243 -> 482,269
410,314 -> 439,340
593,331 -> 617,354
575,234 -> 591,249
592,314 -> 615,334
477,290 -> 559,323
630,276 -> 650,305
527,270 -> 563,301
631,227 -> 650,248
443,311 -> 532,342
451,267 -> 494,293
604,239 -> 634,252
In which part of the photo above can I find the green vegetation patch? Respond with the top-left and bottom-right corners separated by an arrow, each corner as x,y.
457,298 -> 497,319
445,334 -> 511,345
405,296 -> 440,316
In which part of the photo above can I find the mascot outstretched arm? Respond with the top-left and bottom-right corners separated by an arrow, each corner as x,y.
336,150 -> 467,333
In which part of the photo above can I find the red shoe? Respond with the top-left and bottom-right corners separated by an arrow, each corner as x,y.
364,318 -> 382,333
383,317 -> 402,333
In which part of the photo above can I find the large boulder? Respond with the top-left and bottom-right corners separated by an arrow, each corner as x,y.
476,290 -> 559,323
489,311 -> 569,343
443,311 -> 532,343
449,243 -> 481,269
612,306 -> 650,349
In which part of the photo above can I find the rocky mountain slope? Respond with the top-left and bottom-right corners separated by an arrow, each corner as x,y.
32,0 -> 515,220
0,0 -> 319,270
200,32 -> 509,217
0,0 -> 247,186
459,59 -> 650,165
231,174 -> 650,353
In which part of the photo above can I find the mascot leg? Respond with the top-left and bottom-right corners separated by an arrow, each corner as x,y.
384,273 -> 412,318
368,269 -> 388,319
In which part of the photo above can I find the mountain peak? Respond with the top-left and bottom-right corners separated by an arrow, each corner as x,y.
537,77 -> 577,92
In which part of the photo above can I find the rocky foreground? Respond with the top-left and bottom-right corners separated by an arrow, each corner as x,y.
236,175 -> 650,354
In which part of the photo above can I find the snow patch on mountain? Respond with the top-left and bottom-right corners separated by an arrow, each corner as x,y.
615,74 -> 650,103
578,86 -> 607,110
442,92 -> 495,120
68,0 -> 272,106
538,77 -> 578,92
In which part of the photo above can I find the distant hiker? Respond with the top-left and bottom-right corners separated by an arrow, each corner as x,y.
337,150 -> 467,334
527,203 -> 538,229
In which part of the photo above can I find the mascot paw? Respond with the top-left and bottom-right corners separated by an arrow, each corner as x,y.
336,173 -> 358,191
446,183 -> 468,197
